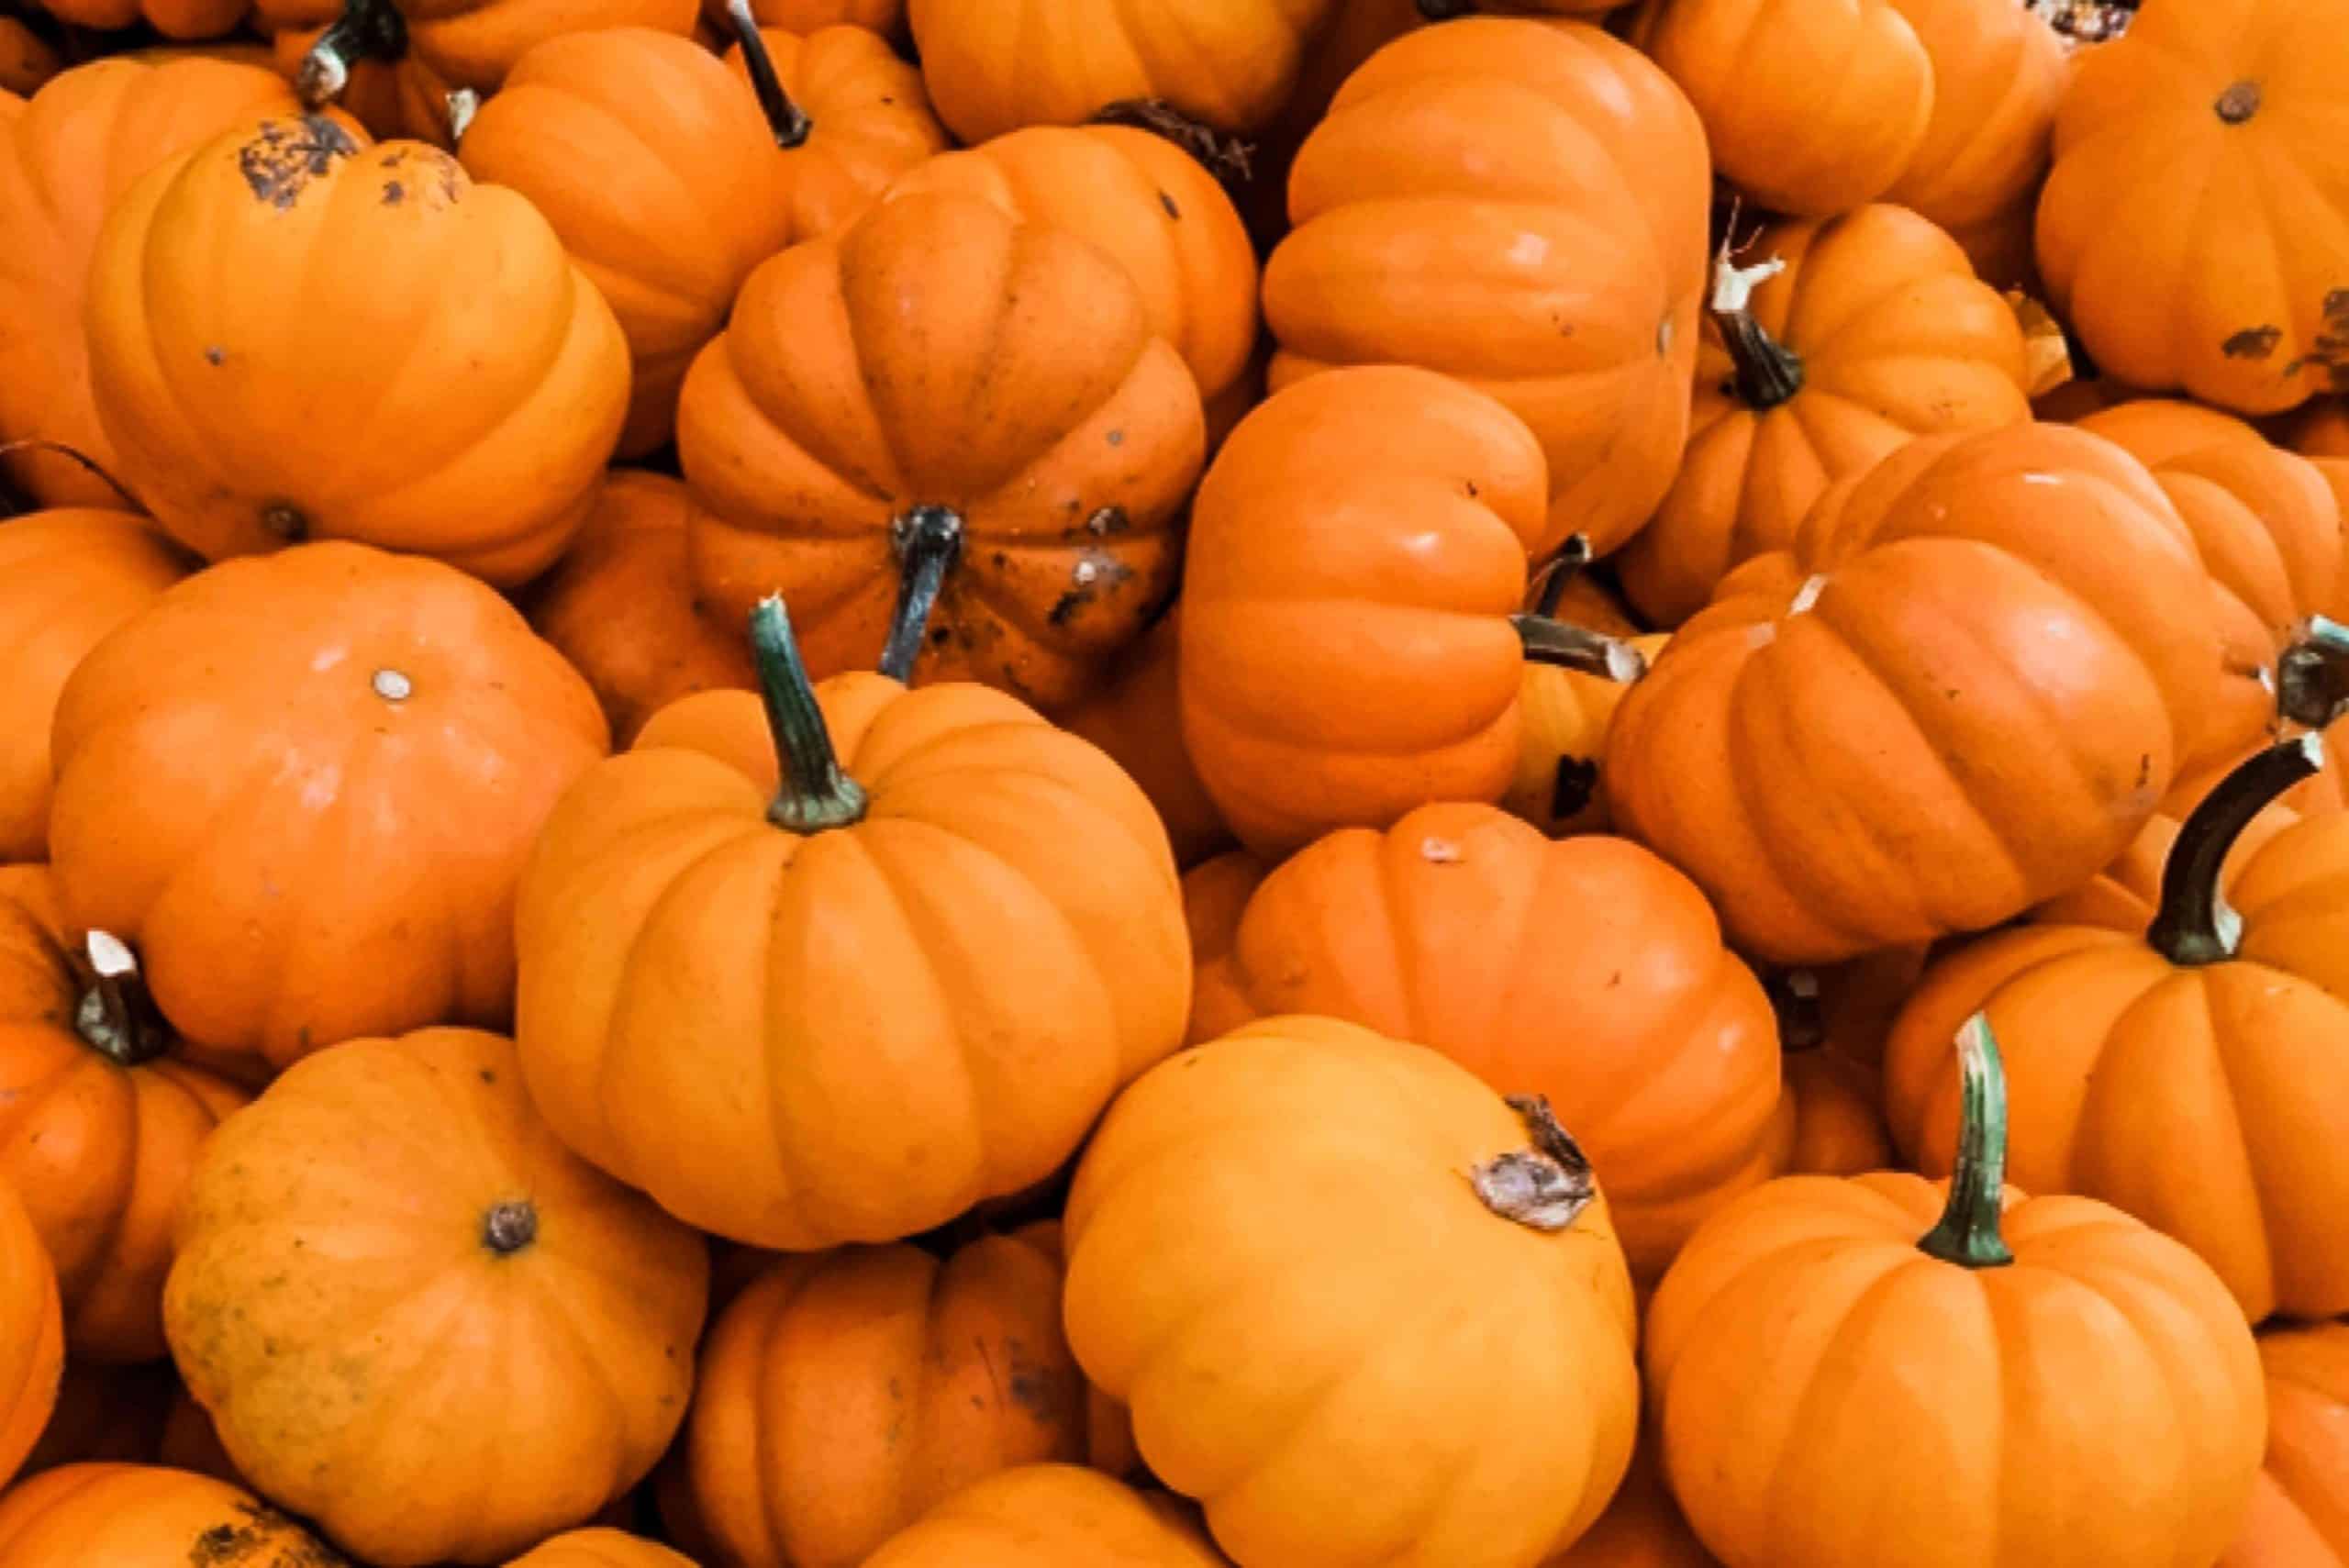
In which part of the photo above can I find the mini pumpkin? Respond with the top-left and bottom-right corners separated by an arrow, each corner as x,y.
1616,206 -> 2033,627
0,20 -> 58,96
1264,17 -> 1710,556
84,115 -> 629,586
505,1529 -> 695,1568
1553,1432 -> 1718,1568
0,1184 -> 60,1492
0,511 -> 187,862
515,596 -> 1189,1250
1609,423 -> 2222,963
719,0 -> 898,29
1503,558 -> 1669,835
26,0 -> 244,40
164,1028 -> 708,1567
48,541 -> 608,1071
2221,1322 -> 2349,1567
0,1464 -> 348,1563
1767,1043 -> 1894,1179
1061,608 -> 1232,868
862,1466 -> 1225,1568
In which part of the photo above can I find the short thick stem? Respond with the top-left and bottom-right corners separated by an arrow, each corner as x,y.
2148,733 -> 2323,965
877,506 -> 965,684
296,0 -> 406,105
2278,615 -> 2349,728
1470,1095 -> 1598,1232
2216,79 -> 2262,123
1513,615 -> 1648,684
1916,1014 -> 2014,1269
481,1200 -> 538,1255
1709,252 -> 1802,409
1528,534 -> 1595,619
74,932 -> 171,1068
727,0 -> 811,150
750,595 -> 869,832
1092,99 -> 1253,184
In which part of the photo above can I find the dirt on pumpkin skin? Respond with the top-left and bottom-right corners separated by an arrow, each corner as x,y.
184,1499 -> 351,1567
237,117 -> 362,210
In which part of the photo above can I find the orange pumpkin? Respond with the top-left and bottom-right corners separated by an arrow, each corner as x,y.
1061,608 -> 1232,868
505,1529 -> 695,1568
84,116 -> 629,587
1552,1433 -> 1718,1568
164,1028 -> 707,1567
905,0 -> 1340,144
1181,804 -> 1782,1281
2039,0 -> 2349,415
0,511 -> 188,862
0,58 -> 296,511
0,1464 -> 349,1563
23,1362 -> 178,1476
1065,1017 -> 1639,1568
2221,1322 -> 2349,1567
28,0 -> 245,39
1767,1044 -> 1894,1178
679,191 -> 1202,712
720,0 -> 899,29
1653,1015 -> 2265,1566
1502,610 -> 1672,837
718,22 -> 948,243
0,1184 -> 61,1492
0,868 -> 245,1363
454,29 -> 796,458
1264,17 -> 1709,557
49,541 -> 608,1071
515,596 -> 1188,1251
1617,206 -> 2033,627
2032,764 -> 2304,930
1885,735 -> 2349,1320
686,1223 -> 1119,1568
1609,423 -> 2223,963
0,20 -> 58,97
862,1466 -> 1225,1568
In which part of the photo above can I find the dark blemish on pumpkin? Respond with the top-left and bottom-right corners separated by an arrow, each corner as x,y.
990,550 -> 1009,568
1159,190 -> 1180,219
1047,549 -> 1137,626
930,625 -> 952,646
2222,326 -> 2282,360
186,1500 -> 347,1566
2137,753 -> 2152,788
1548,756 -> 1598,820
237,116 -> 361,209
1464,480 -> 1479,499
204,346 -> 224,366
382,181 -> 403,205
1085,506 -> 1129,537
1106,428 -> 1125,447
478,1067 -> 495,1084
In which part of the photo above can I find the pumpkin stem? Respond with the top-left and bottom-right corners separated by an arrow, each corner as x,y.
1915,1013 -> 2015,1269
296,0 -> 406,105
1709,244 -> 1802,410
1512,615 -> 1648,683
1767,969 -> 1826,1051
2277,615 -> 2349,728
877,506 -> 965,684
1091,99 -> 1254,185
1470,1095 -> 1598,1232
444,87 -> 478,142
750,595 -> 869,832
0,439 -> 141,511
1526,534 -> 1595,619
2147,733 -> 2323,965
726,0 -> 812,150
481,1200 -> 538,1255
2215,79 -> 2262,123
74,931 -> 170,1068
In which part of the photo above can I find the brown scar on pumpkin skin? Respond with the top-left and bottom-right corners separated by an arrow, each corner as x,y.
1047,548 -> 1137,626
237,116 -> 361,210
2222,326 -> 2282,360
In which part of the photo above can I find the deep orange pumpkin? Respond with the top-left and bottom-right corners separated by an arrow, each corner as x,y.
718,23 -> 949,243
861,1467 -> 1225,1568
721,0 -> 898,28
504,1529 -> 696,1568
1552,1432 -> 1718,1568
2221,1323 -> 2349,1567
0,1183 -> 61,1493
0,1464 -> 349,1563
1502,627 -> 1671,839
0,20 -> 58,96
1767,1044 -> 1894,1178
1061,608 -> 1232,869
48,541 -> 608,1071
29,0 -> 245,37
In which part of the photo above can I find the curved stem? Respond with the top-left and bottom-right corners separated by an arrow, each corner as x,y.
877,506 -> 965,684
1709,249 -> 1803,409
1470,1095 -> 1597,1232
2278,615 -> 2349,728
727,0 -> 811,150
1916,1013 -> 2014,1269
1513,615 -> 1648,683
295,0 -> 406,105
2148,732 -> 2323,965
74,931 -> 171,1068
1091,99 -> 1253,184
1527,533 -> 1594,619
444,87 -> 479,143
750,595 -> 868,832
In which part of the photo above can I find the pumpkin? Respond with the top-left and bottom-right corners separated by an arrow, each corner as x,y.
0,20 -> 56,102
1062,608 -> 1231,868
505,1529 -> 695,1568
1235,0 -> 1425,249
862,1466 -> 1225,1568
0,1464 -> 349,1563
1653,1014 -> 2265,1566
1065,1017 -> 1639,1568
1885,735 -> 2349,1320
164,1027 -> 707,1567
905,0 -> 1340,144
83,116 -> 629,586
0,867 -> 246,1363
1795,945 -> 1933,1070
0,58 -> 296,511
883,125 -> 1258,424
1616,206 -> 2033,627
679,192 -> 1201,712
523,472 -> 753,747
1609,422 -> 2223,964
719,0 -> 899,30
0,511 -> 188,862
1552,1433 -> 1718,1568
2221,1322 -> 2349,1567
1264,17 -> 1710,557
1503,553 -> 1669,836
2074,400 -> 2344,772
515,595 -> 1189,1250
1180,803 -> 1783,1281
2038,0 -> 2349,415
26,0 -> 245,39
0,1183 -> 60,1491
453,28 -> 796,459
2031,769 -> 2303,930
48,541 -> 608,1071
686,1223 -> 1120,1568
1767,1043 -> 1894,1178
1878,0 -> 2066,248
153,1392 -> 240,1490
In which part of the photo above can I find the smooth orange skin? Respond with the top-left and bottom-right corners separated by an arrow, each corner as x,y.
1618,205 -> 2032,627
1804,944 -> 1932,1069
0,867 -> 246,1363
2032,790 -> 2299,930
0,59 -> 295,510
719,0 -> 899,29
885,125 -> 1258,418
84,117 -> 629,586
256,0 -> 696,112
0,1184 -> 61,1494
1766,1048 -> 1893,1177
719,26 -> 949,244
1265,18 -> 1709,558
2221,1324 -> 2349,1567
688,1224 -> 1118,1568
1180,367 -> 1551,855
31,0 -> 243,37
1879,0 -> 2066,238
860,1466 -> 1226,1568
506,1529 -> 695,1568
515,674 -> 1189,1251
906,0 -> 1337,143
0,1464 -> 345,1563
524,471 -> 753,748
2040,0 -> 2349,415
48,541 -> 608,1071
0,511 -> 187,861
1887,810 -> 2349,1320
164,1029 -> 707,1567
1502,633 -> 1670,838
1062,608 -> 1231,869
1181,804 -> 1783,1281
2076,400 -> 2343,771
457,30 -> 795,459
1609,423 -> 2223,964
1552,1435 -> 1718,1568
1650,1172 -> 2264,1568
679,193 -> 1202,713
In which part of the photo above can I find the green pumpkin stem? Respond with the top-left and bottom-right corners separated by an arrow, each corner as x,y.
750,595 -> 868,832
1512,615 -> 1648,683
75,931 -> 170,1069
2277,615 -> 2349,728
877,506 -> 966,684
1916,1013 -> 2015,1270
1709,246 -> 1804,410
295,0 -> 406,105
2148,732 -> 2324,965
726,0 -> 812,150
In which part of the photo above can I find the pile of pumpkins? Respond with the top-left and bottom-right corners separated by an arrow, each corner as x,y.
4,0 -> 2349,1562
